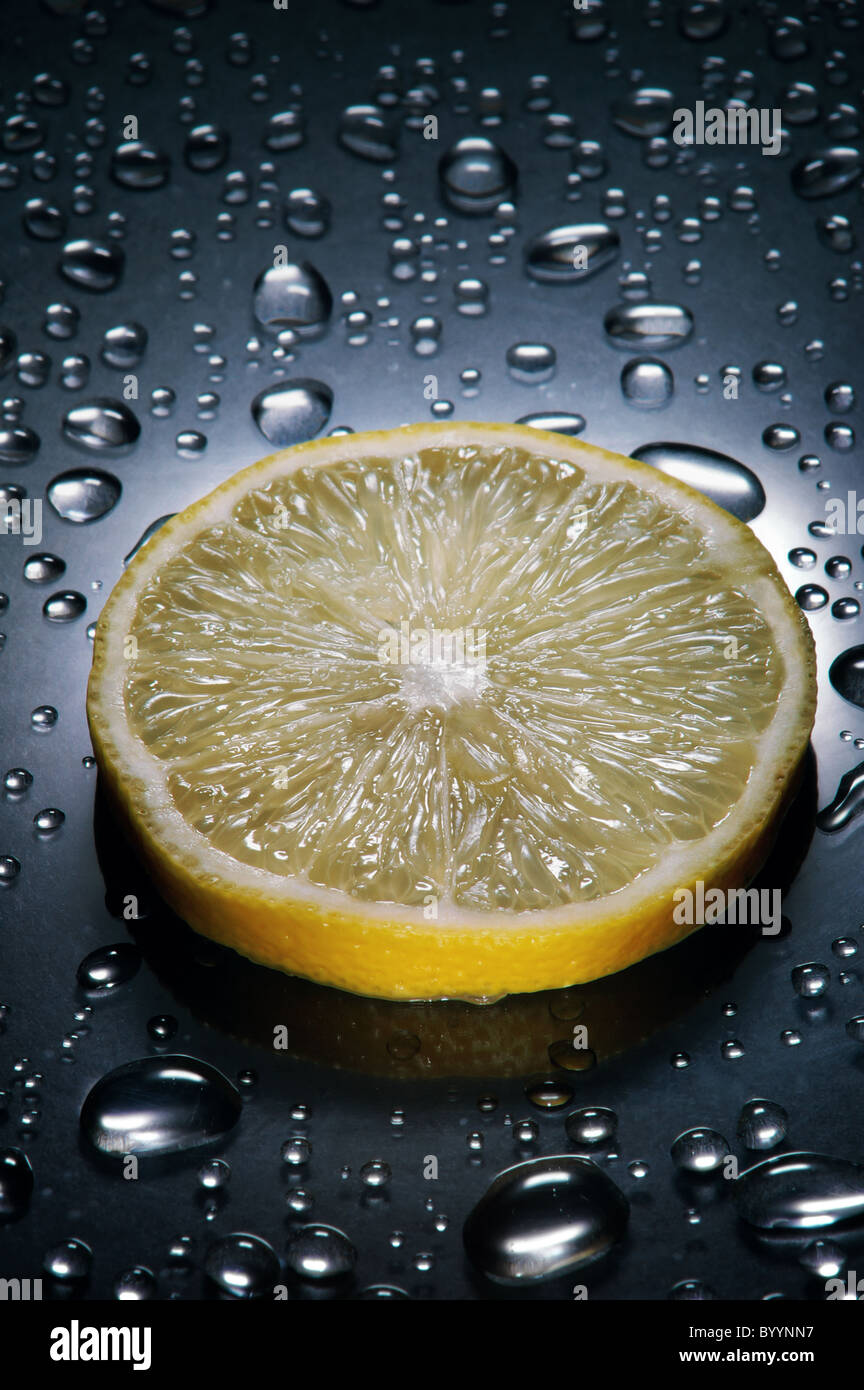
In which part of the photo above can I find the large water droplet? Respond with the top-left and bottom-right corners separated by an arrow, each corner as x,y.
791,147 -> 863,199
251,379 -> 332,445
47,468 -> 122,523
463,1155 -> 628,1284
506,342 -> 556,382
525,224 -> 619,282
252,262 -> 332,335
62,398 -> 141,451
604,302 -> 693,348
43,1238 -> 92,1281
438,136 -> 517,214
80,1055 -> 242,1157
734,1152 -> 864,1230
630,442 -> 765,521
43,591 -> 86,622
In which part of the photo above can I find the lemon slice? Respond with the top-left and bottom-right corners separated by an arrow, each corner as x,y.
87,422 -> 816,1001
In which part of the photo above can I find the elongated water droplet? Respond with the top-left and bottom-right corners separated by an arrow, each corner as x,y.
734,1152 -> 864,1230
62,398 -> 141,451
817,758 -> 864,832
77,943 -> 141,991
516,412 -> 585,436
525,223 -> 619,282
791,147 -> 863,199
604,302 -> 693,348
630,442 -> 765,521
43,591 -> 86,622
612,87 -> 675,138
124,514 -> 175,565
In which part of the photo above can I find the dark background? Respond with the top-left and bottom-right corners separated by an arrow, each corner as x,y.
0,0 -> 862,1300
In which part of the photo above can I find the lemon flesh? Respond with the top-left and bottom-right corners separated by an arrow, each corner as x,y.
87,424 -> 816,1000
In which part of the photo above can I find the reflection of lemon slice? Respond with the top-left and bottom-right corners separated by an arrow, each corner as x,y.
87,422 -> 816,1002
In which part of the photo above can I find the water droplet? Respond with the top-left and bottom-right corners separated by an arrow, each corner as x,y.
791,147 -> 862,199
204,1233 -> 278,1298
737,1099 -> 789,1151
830,646 -> 864,709
817,758 -> 864,832
506,342 -> 556,382
62,399 -> 140,452
0,425 -> 40,465
565,1107 -> 617,1147
612,87 -> 675,138
185,123 -> 230,172
30,705 -> 58,730
47,468 -> 122,523
76,943 -> 141,991
280,1135 -> 311,1166
671,1129 -> 730,1174
264,110 -> 306,152
516,412 -> 585,436
23,553 -> 65,584
0,1148 -> 33,1220
791,962 -> 830,997
734,1152 -> 864,1230
438,136 -> 517,215
124,514 -> 175,565
4,768 -> 33,794
463,1156 -> 628,1284
42,590 -> 86,623
115,1267 -> 157,1300
110,141 -> 170,190
621,357 -> 674,409
80,1055 -> 242,1157
285,1224 -> 357,1280
43,1238 -> 92,1281
604,302 -> 693,348
284,187 -> 330,239
59,238 -> 125,293
796,584 -> 828,611
627,442 -> 766,523
253,262 -> 332,336
338,105 -> 399,163
360,1159 -> 392,1187
251,379 -> 332,446
525,223 -> 619,282
102,323 -> 148,369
